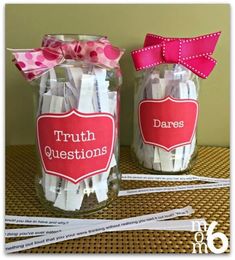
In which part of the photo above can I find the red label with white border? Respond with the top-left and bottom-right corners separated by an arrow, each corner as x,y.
139,97 -> 198,151
37,109 -> 115,184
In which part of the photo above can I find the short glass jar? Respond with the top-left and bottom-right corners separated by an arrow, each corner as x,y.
132,64 -> 199,173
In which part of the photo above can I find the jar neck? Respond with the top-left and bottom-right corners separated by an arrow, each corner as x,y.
43,34 -> 105,42
152,63 -> 198,81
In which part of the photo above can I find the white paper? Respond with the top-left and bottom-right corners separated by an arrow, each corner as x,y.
121,173 -> 230,183
5,206 -> 194,253
5,218 -> 206,238
118,182 -> 230,197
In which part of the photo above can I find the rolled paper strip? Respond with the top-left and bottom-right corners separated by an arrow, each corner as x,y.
10,35 -> 124,81
131,32 -> 221,78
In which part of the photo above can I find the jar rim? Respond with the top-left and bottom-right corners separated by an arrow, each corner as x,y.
44,34 -> 106,42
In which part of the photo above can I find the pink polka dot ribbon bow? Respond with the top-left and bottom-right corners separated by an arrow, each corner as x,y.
11,35 -> 124,81
131,32 -> 221,78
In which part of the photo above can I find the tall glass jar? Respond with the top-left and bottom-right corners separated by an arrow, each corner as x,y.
24,34 -> 123,214
132,64 -> 200,174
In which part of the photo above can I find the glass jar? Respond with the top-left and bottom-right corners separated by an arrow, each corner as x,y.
29,34 -> 122,214
132,64 -> 199,174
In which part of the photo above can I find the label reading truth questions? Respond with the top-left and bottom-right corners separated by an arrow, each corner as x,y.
139,97 -> 198,151
37,109 -> 115,183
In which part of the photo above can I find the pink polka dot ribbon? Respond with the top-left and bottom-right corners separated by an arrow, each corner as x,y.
131,32 -> 221,79
11,35 -> 124,81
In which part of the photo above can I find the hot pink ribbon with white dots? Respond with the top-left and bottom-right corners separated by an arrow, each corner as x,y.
131,32 -> 221,78
11,35 -> 124,81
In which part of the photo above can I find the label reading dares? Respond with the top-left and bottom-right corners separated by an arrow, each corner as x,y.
37,109 -> 115,184
139,97 -> 198,151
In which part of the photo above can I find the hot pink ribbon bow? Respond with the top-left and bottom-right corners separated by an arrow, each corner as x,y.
11,35 -> 124,81
131,32 -> 221,78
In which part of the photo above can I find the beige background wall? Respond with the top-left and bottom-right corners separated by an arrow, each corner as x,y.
5,4 -> 230,146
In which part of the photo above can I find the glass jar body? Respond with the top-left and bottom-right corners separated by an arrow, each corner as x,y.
132,64 -> 200,174
33,39 -> 121,215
